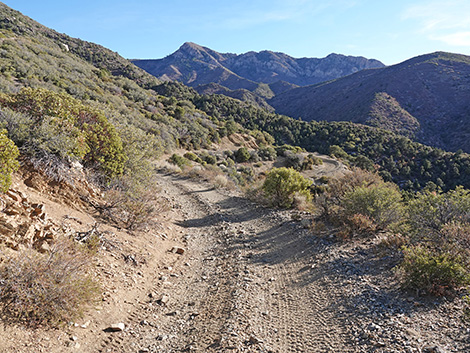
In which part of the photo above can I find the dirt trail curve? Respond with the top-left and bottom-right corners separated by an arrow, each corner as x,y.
97,173 -> 353,353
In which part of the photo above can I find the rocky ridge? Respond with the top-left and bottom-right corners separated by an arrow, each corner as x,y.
131,42 -> 384,94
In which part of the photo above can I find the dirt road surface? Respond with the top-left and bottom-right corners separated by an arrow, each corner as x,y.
95,174 -> 469,353
96,173 -> 350,353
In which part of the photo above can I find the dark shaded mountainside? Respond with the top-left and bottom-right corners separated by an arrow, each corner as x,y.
270,52 -> 470,153
131,42 -> 384,99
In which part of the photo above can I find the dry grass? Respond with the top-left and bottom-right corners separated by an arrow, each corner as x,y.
0,239 -> 99,327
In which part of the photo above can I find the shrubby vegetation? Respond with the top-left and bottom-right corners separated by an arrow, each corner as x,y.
0,240 -> 99,327
0,88 -> 126,178
155,81 -> 470,192
263,167 -> 312,208
0,128 -> 19,192
310,168 -> 470,295
398,245 -> 470,296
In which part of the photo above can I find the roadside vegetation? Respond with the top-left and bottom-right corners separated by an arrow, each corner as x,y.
1,2 -> 470,330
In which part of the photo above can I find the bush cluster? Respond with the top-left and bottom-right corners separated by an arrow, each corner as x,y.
0,240 -> 99,327
0,128 -> 19,192
0,88 -> 126,178
263,167 -> 312,208
313,168 -> 470,295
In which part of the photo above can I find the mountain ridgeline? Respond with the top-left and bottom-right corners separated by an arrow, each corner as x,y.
131,42 -> 385,97
269,52 -> 470,153
1,2 -> 470,193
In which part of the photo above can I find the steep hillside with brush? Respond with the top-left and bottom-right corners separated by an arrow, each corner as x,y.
270,52 -> 470,152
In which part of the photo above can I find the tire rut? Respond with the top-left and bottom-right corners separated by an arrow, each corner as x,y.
101,174 -> 352,352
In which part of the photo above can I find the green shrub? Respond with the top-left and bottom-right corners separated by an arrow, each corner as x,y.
329,145 -> 348,159
342,182 -> 403,231
406,187 -> 470,242
235,147 -> 251,163
168,154 -> 190,170
397,245 -> 470,295
258,146 -> 277,161
184,152 -> 202,163
303,154 -> 323,170
315,168 -> 384,220
200,152 -> 217,165
263,167 -> 313,208
275,144 -> 304,156
0,240 -> 99,327
0,128 -> 19,192
0,88 -> 126,178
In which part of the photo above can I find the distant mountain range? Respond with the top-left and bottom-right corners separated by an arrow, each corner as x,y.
269,52 -> 470,152
134,44 -> 470,153
131,42 -> 385,97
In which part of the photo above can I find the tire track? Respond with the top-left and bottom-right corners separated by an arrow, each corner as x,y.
100,174 -> 354,352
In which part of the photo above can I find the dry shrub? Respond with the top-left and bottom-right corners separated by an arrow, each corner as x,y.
186,165 -> 236,190
292,193 -> 315,212
103,182 -> 169,231
341,213 -> 378,238
0,240 -> 99,327
213,174 -> 229,189
158,161 -> 182,174
378,232 -> 407,250
440,221 -> 470,251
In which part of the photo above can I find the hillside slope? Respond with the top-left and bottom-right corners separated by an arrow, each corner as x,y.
269,52 -> 470,152
132,42 -> 384,92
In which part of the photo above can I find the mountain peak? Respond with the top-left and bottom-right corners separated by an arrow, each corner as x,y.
133,43 -> 385,88
180,42 -> 204,51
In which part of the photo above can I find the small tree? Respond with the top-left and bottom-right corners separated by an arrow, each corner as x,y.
263,167 -> 312,208
0,129 -> 19,192
235,147 -> 251,163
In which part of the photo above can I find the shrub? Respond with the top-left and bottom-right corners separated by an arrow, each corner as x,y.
303,154 -> 323,170
397,245 -> 470,295
0,129 -> 19,192
263,167 -> 313,208
234,147 -> 251,163
284,151 -> 304,171
213,174 -> 229,189
406,187 -> 470,242
258,146 -> 277,161
184,152 -> 202,163
249,150 -> 260,163
0,88 -> 126,178
103,176 -> 169,230
339,213 -> 378,238
329,145 -> 348,159
168,154 -> 190,170
275,144 -> 304,156
315,168 -> 384,220
200,152 -> 217,165
0,240 -> 99,327
342,182 -> 403,231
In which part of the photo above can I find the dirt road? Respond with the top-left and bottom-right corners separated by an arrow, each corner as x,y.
96,173 -> 352,352
95,173 -> 469,353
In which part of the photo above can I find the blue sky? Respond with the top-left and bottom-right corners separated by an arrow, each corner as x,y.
6,0 -> 470,65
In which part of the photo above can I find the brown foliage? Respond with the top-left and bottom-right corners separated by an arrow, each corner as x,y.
0,239 -> 99,327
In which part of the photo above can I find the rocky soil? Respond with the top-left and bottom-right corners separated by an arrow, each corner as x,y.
0,172 -> 469,352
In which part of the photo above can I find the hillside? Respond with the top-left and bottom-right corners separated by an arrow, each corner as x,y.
269,52 -> 470,152
1,3 -> 470,353
131,42 -> 384,94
